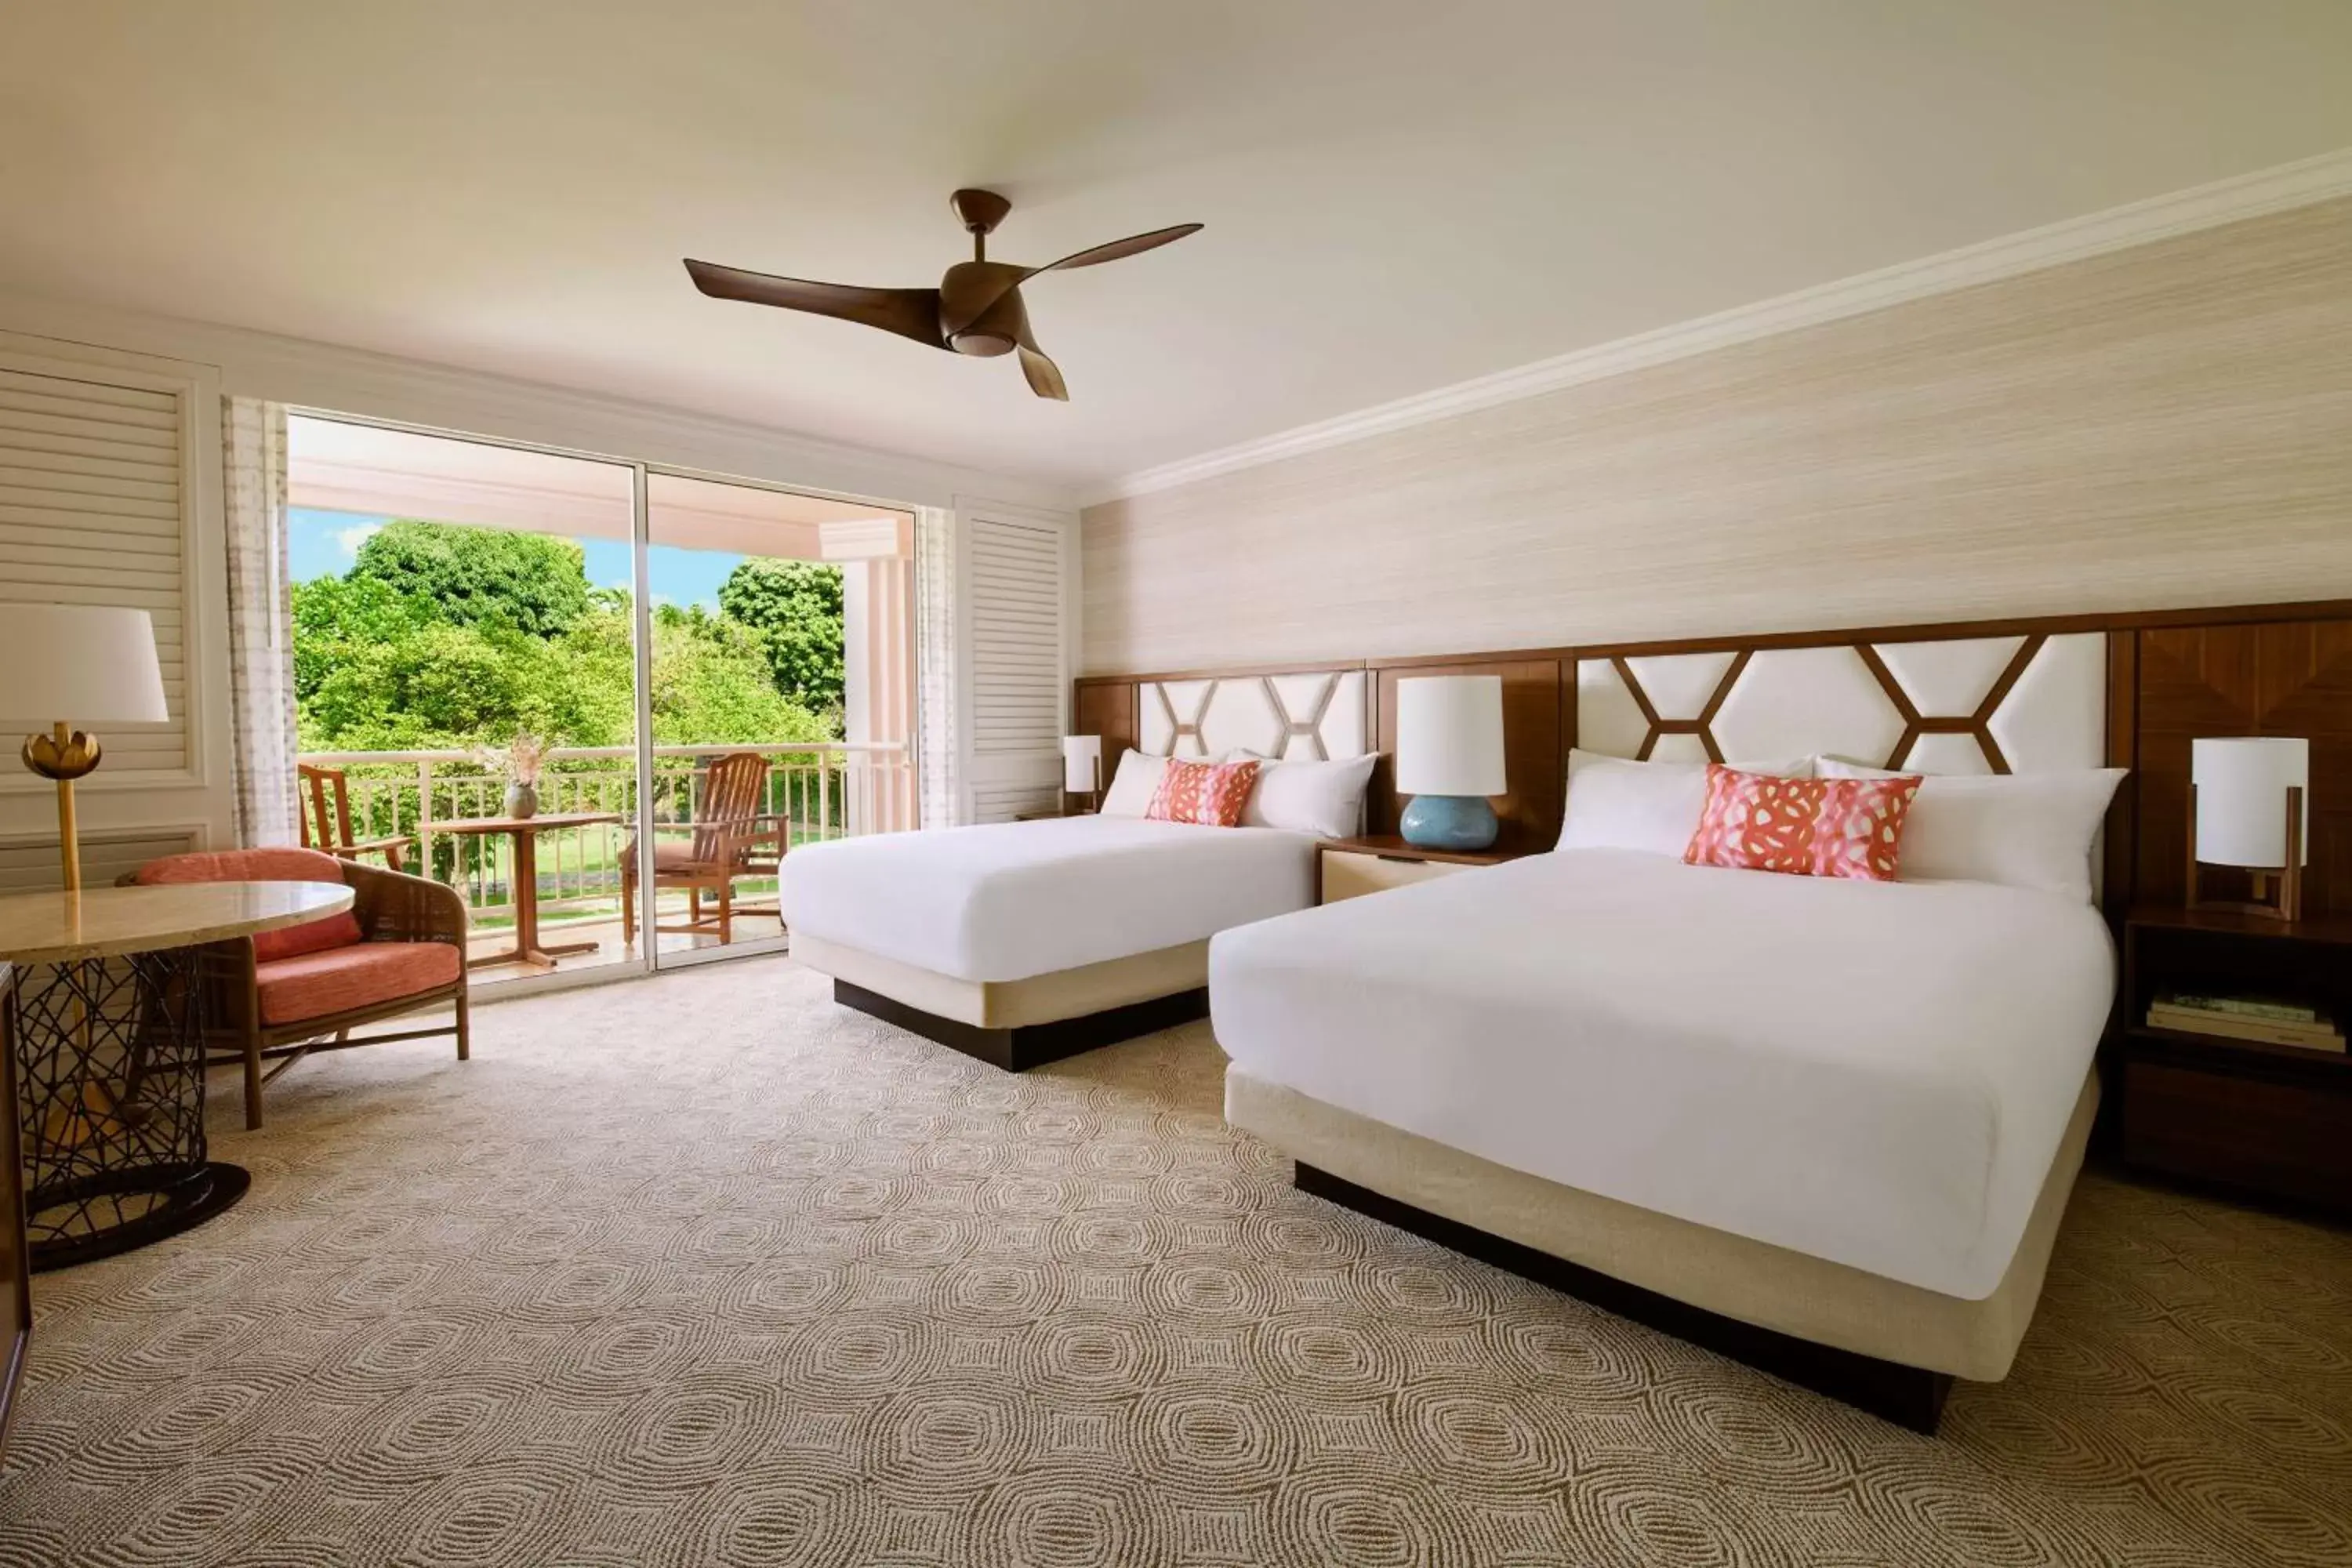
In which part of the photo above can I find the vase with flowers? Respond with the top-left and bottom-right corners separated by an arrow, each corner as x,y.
481,732 -> 550,819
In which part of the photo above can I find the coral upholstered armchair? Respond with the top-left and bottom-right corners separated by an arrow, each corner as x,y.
128,848 -> 469,1129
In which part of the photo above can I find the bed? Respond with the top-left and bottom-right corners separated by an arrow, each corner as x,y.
785,815 -> 1320,1066
1211,629 -> 2124,1432
785,667 -> 1374,1069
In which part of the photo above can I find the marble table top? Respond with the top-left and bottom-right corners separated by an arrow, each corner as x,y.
0,881 -> 354,965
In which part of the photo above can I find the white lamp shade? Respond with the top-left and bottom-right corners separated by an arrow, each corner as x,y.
1395,676 -> 1506,797
1062,734 -> 1102,792
2193,736 -> 2308,869
0,604 -> 169,726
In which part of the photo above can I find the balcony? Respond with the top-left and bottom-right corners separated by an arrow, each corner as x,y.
299,740 -> 911,973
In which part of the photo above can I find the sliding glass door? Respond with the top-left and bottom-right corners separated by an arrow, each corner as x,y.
284,414 -> 917,990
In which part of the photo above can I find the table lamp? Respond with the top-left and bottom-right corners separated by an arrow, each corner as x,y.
1062,735 -> 1102,815
2188,736 -> 2308,922
0,604 -> 170,893
1396,675 -> 1505,850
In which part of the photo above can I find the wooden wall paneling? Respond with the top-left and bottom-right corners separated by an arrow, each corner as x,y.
2135,618 -> 2352,917
2261,619 -> 2352,918
2103,631 -> 2139,911
1074,598 -> 2352,908
1369,659 -> 1565,852
1071,679 -> 1140,773
1559,659 -> 1578,829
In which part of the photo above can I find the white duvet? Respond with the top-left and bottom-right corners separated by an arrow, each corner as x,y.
1210,848 -> 2115,1299
781,815 -> 1318,982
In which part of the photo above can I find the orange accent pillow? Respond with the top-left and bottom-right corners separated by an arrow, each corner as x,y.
1684,764 -> 1922,882
1146,758 -> 1261,827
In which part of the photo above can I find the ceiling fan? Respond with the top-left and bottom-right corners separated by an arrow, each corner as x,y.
683,189 -> 1201,401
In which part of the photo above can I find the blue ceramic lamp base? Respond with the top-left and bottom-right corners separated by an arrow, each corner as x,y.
1399,793 -> 1498,851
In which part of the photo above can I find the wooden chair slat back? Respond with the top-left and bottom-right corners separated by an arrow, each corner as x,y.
297,764 -> 355,852
692,753 -> 770,863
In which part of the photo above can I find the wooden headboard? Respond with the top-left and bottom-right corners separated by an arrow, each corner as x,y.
1078,599 -> 2352,912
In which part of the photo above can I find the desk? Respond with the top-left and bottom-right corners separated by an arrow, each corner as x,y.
430,812 -> 622,971
0,880 -> 354,1269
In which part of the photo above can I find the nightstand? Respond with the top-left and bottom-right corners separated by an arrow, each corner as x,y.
2118,905 -> 2352,1216
1317,836 -> 1525,904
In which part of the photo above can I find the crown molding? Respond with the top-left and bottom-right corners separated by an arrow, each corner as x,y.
1087,144 -> 2352,508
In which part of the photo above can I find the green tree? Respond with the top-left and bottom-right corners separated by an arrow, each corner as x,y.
352,521 -> 591,637
289,519 -> 845,756
291,572 -> 432,710
646,604 -> 831,746
294,614 -> 639,753
717,558 -> 844,720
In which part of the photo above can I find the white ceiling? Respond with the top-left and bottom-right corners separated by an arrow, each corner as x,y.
5,2 -> 2350,492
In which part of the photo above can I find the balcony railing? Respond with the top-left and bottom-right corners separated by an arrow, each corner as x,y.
296,742 -> 912,930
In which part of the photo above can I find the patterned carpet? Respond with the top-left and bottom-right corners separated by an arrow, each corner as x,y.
2,957 -> 2349,1567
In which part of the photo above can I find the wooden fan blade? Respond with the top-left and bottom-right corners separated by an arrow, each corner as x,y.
1014,313 -> 1068,401
683,259 -> 946,348
1026,223 -> 1203,278
1018,344 -> 1068,401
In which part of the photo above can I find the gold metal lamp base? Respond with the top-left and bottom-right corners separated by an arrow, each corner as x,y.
20,720 -> 103,894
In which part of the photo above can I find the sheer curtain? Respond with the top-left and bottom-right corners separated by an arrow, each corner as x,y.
221,397 -> 300,846
913,505 -> 960,827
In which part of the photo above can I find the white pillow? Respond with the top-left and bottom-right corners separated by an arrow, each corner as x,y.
1098,750 -> 1170,818
1813,757 -> 2125,902
1230,751 -> 1378,838
1556,750 -> 1813,856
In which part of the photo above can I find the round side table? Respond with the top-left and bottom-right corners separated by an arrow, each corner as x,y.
0,880 -> 354,1271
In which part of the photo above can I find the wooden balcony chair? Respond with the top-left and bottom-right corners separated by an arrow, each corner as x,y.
298,763 -> 414,872
621,751 -> 786,948
127,848 -> 469,1130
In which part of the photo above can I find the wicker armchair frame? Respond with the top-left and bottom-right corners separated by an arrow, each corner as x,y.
121,862 -> 470,1130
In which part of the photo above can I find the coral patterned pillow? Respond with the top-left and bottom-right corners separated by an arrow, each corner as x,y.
1684,764 -> 1922,882
1146,757 -> 1261,827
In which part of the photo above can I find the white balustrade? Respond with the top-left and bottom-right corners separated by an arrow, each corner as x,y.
296,742 -> 912,931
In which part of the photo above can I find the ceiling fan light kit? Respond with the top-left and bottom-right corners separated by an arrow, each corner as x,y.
684,189 -> 1200,401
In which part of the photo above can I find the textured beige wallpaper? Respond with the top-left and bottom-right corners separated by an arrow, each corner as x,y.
1080,198 -> 2352,673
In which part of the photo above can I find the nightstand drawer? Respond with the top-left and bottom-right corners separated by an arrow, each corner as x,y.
2122,1060 -> 2352,1211
1320,850 -> 1465,903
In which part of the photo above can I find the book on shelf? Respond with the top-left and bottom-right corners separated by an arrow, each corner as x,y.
2163,993 -> 2324,1025
2147,1000 -> 2343,1052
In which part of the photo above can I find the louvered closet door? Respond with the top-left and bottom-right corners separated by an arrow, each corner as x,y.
959,502 -> 1076,822
0,360 -> 192,775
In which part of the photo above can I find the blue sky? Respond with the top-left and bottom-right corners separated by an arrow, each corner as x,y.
289,507 -> 742,612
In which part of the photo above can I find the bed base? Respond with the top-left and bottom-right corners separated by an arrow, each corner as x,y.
834,980 -> 1208,1072
1294,1162 -> 1955,1434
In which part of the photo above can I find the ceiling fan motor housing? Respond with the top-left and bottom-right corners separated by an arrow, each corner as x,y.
940,260 -> 1027,356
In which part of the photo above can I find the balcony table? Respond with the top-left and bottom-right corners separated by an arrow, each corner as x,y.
0,880 -> 354,1269
430,811 -> 624,971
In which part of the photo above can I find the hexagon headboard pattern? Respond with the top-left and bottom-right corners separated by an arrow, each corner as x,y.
1137,670 -> 1370,760
1577,632 -> 2107,775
